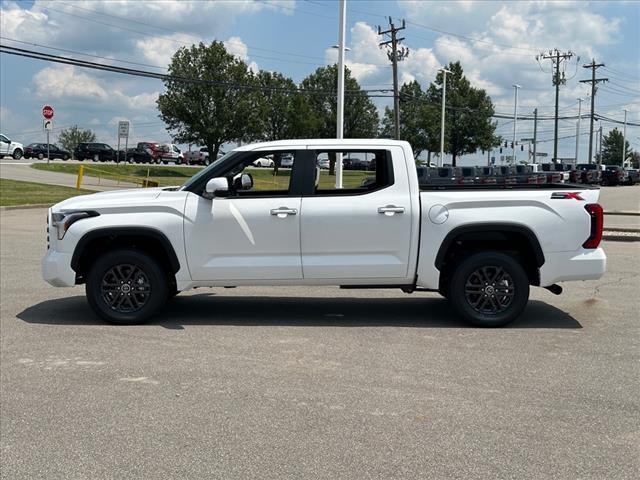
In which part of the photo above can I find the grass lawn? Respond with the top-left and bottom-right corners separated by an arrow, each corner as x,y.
31,163 -> 373,189
0,178 -> 94,206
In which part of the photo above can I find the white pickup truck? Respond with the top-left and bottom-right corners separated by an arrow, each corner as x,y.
43,139 -> 606,327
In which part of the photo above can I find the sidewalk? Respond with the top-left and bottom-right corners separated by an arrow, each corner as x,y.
0,163 -> 138,191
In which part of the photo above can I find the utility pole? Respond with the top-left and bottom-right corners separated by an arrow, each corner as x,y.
575,98 -> 583,163
580,60 -> 608,164
378,17 -> 408,140
533,108 -> 538,161
335,0 -> 346,189
538,49 -> 575,163
597,125 -> 603,166
512,84 -> 521,165
622,109 -> 628,167
438,68 -> 451,167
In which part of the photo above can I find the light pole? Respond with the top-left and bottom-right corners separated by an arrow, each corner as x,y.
622,109 -> 628,167
438,67 -> 451,167
335,0 -> 347,188
512,84 -> 521,165
575,98 -> 583,163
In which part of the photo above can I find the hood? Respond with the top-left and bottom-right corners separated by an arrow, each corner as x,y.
52,187 -> 174,212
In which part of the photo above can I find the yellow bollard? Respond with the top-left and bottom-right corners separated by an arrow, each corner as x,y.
76,165 -> 84,189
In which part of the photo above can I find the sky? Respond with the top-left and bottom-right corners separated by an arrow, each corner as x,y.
1,0 -> 638,165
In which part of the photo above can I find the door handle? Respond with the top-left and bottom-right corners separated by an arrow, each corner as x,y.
378,205 -> 405,215
270,207 -> 298,217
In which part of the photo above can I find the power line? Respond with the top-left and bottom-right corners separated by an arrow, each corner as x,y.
0,44 -> 394,97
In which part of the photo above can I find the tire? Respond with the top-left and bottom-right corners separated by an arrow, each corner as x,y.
62,154 -> 69,160
12,149 -> 23,160
204,158 -> 211,166
86,248 -> 169,325
38,153 -> 44,160
93,154 -> 99,162
128,157 -> 135,164
448,251 -> 529,327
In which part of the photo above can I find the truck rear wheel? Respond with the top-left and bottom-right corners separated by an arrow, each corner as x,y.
449,251 -> 529,327
86,248 -> 168,324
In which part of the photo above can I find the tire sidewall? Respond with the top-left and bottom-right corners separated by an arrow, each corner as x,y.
86,249 -> 168,324
449,251 -> 530,327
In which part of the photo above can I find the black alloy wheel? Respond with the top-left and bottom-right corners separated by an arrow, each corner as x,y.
100,264 -> 151,314
86,249 -> 168,324
449,251 -> 529,327
464,266 -> 514,315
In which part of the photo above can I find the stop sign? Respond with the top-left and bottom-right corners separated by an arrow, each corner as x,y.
42,105 -> 54,120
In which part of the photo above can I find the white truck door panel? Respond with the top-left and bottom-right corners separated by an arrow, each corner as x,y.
300,146 -> 413,280
184,193 -> 302,281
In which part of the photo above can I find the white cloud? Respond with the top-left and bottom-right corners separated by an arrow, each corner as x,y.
136,33 -> 196,68
31,64 -> 160,111
33,65 -> 108,101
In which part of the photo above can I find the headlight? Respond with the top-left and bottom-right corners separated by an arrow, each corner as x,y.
51,211 -> 99,240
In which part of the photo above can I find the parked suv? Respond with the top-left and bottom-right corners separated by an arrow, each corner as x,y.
24,143 -> 71,160
74,143 -> 117,162
601,165 -> 626,186
575,164 -> 602,185
0,134 -> 23,159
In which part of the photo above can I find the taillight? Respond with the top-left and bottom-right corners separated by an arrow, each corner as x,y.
583,203 -> 603,249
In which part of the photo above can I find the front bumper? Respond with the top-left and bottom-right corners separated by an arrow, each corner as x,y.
42,250 -> 76,287
539,248 -> 606,286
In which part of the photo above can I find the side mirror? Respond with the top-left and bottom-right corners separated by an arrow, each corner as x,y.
204,177 -> 228,199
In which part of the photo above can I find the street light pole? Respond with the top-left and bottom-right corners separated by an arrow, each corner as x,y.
575,98 -> 583,163
622,109 -> 628,167
335,0 -> 346,188
439,68 -> 451,167
512,84 -> 521,165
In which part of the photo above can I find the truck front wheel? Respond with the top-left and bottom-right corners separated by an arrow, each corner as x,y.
86,249 -> 168,324
449,251 -> 529,327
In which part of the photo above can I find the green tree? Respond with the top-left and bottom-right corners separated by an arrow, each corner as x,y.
254,71 -> 302,174
600,128 -> 633,166
57,125 -> 96,157
157,41 -> 259,160
299,65 -> 379,174
425,61 -> 499,166
380,81 -> 440,160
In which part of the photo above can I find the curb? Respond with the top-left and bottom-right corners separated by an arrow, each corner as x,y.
0,203 -> 52,211
604,211 -> 640,217
604,227 -> 640,233
603,234 -> 640,243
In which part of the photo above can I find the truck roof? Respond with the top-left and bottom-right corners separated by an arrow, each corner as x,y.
234,139 -> 411,151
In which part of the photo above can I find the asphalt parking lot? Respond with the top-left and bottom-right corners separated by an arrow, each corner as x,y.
1,207 -> 639,479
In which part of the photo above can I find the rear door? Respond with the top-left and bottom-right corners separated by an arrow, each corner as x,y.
300,146 -> 415,281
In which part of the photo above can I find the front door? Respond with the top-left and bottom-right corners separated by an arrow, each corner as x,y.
184,149 -> 304,282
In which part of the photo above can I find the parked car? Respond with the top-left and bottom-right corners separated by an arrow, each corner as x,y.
0,134 -> 23,159
136,142 -> 162,163
417,166 -> 465,186
280,153 -> 294,168
43,139 -> 606,327
475,166 -> 498,185
575,163 -> 602,185
624,168 -> 639,185
252,156 -> 275,168
601,165 -> 626,186
317,157 -> 330,169
74,142 -> 117,162
158,143 -> 183,165
24,143 -> 71,160
124,144 -> 155,164
185,147 -> 212,166
493,166 -> 518,185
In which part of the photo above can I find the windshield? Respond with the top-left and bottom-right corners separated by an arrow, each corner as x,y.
180,150 -> 238,190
